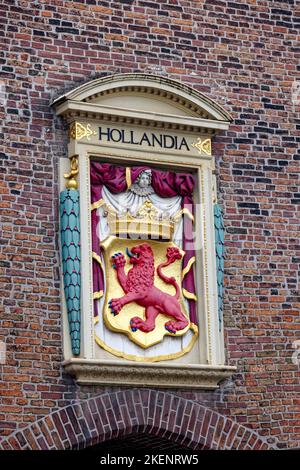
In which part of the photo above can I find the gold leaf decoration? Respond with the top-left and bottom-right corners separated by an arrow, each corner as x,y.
191,137 -> 212,155
69,122 -> 97,141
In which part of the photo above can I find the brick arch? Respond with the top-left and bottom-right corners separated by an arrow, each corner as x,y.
0,389 -> 273,450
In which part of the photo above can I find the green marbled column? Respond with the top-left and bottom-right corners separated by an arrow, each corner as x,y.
60,188 -> 81,355
214,203 -> 225,332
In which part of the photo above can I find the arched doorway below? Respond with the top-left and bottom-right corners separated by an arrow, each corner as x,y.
0,389 -> 274,451
84,432 -> 196,454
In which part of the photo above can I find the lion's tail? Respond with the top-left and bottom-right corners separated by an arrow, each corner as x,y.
157,260 -> 181,299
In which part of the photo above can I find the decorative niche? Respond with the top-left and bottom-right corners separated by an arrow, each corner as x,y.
53,74 -> 236,389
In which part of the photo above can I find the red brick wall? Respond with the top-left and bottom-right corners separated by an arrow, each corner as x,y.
0,0 -> 299,449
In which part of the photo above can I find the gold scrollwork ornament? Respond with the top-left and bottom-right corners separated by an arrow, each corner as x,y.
192,137 -> 212,155
69,122 -> 97,141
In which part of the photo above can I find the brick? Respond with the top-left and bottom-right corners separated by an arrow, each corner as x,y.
0,0 -> 299,451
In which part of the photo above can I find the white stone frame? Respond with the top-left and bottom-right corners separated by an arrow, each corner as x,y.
54,74 -> 236,389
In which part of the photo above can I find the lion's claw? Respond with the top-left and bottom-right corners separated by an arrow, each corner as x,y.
111,252 -> 126,269
130,316 -> 155,333
165,321 -> 177,334
109,298 -> 123,315
108,300 -> 117,316
130,318 -> 138,332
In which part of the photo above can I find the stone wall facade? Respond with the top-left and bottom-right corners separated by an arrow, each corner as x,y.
0,0 -> 299,449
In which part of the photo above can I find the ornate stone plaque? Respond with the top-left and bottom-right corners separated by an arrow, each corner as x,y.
54,73 -> 236,388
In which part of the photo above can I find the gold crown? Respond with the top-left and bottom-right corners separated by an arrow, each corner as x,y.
105,201 -> 176,240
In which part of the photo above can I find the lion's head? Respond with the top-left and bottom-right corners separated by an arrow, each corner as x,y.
126,243 -> 155,292
127,243 -> 154,265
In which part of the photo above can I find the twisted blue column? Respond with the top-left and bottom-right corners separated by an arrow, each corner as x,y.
60,189 -> 81,355
214,204 -> 225,332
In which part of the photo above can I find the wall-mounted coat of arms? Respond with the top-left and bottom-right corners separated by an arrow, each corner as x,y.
90,162 -> 198,361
